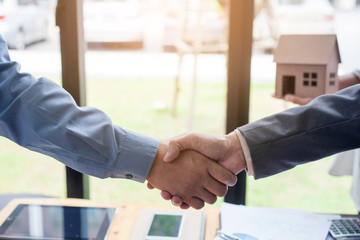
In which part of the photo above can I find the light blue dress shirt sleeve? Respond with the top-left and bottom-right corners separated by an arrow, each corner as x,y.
0,36 -> 159,182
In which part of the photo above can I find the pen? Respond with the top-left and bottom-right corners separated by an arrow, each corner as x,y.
216,231 -> 242,240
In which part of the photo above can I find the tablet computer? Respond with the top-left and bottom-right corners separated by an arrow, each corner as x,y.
0,204 -> 116,240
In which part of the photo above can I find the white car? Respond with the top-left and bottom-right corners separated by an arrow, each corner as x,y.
0,0 -> 48,49
83,0 -> 145,48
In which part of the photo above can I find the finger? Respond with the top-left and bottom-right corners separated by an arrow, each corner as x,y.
203,189 -> 218,205
271,93 -> 283,100
161,191 -> 172,200
283,94 -> 297,103
208,162 -> 237,186
188,197 -> 205,210
171,196 -> 183,206
284,94 -> 313,105
180,203 -> 190,209
147,182 -> 155,190
205,178 -> 228,198
193,187 -> 217,205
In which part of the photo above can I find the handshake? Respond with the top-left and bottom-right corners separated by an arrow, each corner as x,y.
146,131 -> 247,210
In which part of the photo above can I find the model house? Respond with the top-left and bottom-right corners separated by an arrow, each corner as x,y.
274,34 -> 341,98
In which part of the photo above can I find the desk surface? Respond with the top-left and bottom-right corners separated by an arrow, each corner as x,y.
0,198 -> 220,240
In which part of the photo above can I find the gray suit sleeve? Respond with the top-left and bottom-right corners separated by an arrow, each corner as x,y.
238,84 -> 360,179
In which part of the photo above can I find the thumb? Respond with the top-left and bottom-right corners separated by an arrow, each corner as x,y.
163,139 -> 182,162
164,133 -> 224,162
164,134 -> 195,162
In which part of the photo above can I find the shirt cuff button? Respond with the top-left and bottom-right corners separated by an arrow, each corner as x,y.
125,173 -> 133,179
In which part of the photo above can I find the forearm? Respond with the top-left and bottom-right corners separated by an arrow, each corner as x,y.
238,85 -> 360,179
0,37 -> 158,182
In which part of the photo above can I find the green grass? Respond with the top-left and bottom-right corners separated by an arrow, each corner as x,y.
0,79 -> 356,214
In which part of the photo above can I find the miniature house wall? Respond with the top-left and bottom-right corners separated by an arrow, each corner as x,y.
274,35 -> 341,98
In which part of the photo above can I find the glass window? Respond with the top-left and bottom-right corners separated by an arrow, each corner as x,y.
330,73 -> 336,78
303,80 -> 309,86
311,81 -> 317,86
311,72 -> 318,79
303,72 -> 309,78
329,81 -> 335,86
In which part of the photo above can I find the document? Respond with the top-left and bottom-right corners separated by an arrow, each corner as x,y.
215,203 -> 340,240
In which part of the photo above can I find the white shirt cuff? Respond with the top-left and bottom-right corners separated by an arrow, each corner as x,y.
235,129 -> 254,176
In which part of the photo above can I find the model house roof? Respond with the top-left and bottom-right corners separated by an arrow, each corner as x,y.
273,34 -> 341,65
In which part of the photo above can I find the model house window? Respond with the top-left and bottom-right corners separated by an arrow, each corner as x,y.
303,72 -> 310,86
329,81 -> 335,86
309,72 -> 318,87
330,73 -> 336,78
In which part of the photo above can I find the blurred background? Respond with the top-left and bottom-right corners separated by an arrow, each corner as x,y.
0,0 -> 359,214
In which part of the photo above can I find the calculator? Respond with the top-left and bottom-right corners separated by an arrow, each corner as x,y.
330,218 -> 360,239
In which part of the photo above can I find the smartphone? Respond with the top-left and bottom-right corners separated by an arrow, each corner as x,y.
145,212 -> 184,240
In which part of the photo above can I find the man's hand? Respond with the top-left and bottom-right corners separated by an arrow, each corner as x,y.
273,93 -> 313,106
164,131 -> 246,174
148,132 -> 245,209
272,73 -> 359,106
146,141 -> 237,209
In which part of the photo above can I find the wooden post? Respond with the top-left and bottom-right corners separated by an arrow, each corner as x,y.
55,0 -> 89,199
224,0 -> 254,205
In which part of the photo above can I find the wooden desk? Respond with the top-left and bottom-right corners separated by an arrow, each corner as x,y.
0,198 -> 220,240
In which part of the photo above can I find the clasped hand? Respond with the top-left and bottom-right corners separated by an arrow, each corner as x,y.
146,131 -> 246,209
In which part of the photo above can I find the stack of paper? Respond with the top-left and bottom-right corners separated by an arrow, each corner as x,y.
215,203 -> 340,240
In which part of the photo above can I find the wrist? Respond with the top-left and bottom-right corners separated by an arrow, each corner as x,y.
146,141 -> 167,182
234,129 -> 255,176
224,131 -> 247,174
